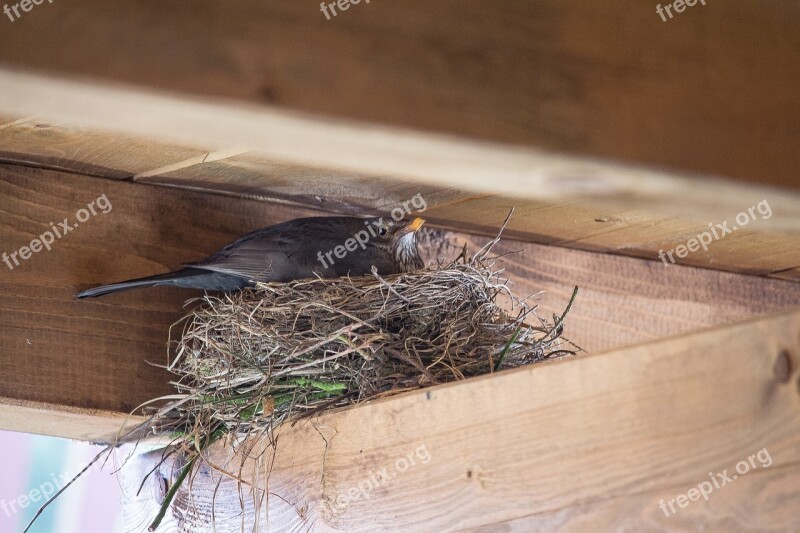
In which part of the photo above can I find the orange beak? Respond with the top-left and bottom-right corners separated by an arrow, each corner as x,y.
405,217 -> 425,232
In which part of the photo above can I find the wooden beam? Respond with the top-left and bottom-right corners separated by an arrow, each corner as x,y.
0,165 -> 320,439
0,397 -> 142,443
467,462 -> 800,531
2,68 -> 799,214
121,309 -> 800,531
2,166 -> 800,440
0,1 -> 797,190
1,117 -> 799,278
0,117 -> 214,179
422,232 -> 800,353
425,198 -> 800,279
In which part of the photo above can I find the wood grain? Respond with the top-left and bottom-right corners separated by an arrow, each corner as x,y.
0,118 -> 214,179
2,166 -> 800,442
1,116 -> 798,279
0,0 -> 797,189
120,310 -> 800,531
139,152 -> 473,215
419,230 -> 800,353
0,397 -> 142,442
0,165 -> 318,435
424,196 -> 800,278
467,462 -> 800,532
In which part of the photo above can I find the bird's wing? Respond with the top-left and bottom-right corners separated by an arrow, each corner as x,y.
188,247 -> 287,281
186,231 -> 310,282
186,218 -> 359,282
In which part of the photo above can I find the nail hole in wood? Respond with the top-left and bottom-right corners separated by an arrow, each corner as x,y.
774,349 -> 791,384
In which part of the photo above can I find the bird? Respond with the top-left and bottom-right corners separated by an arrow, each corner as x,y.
76,216 -> 425,298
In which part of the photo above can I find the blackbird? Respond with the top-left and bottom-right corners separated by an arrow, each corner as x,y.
76,216 -> 425,298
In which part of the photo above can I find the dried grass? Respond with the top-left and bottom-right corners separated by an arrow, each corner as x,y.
147,248 -> 577,449
133,241 -> 577,531
24,235 -> 580,533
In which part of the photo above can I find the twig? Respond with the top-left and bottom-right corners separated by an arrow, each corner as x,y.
538,286 -> 579,345
473,208 -> 514,261
494,326 -> 522,371
22,445 -> 111,533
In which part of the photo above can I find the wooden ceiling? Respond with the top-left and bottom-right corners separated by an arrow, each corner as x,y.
0,1 -> 797,188
1,1 -> 799,279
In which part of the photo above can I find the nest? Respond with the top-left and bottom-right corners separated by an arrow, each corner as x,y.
22,238 -> 580,533
149,249 -> 577,446
116,244 -> 578,531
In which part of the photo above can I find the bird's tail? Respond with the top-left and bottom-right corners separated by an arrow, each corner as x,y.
75,267 -> 243,298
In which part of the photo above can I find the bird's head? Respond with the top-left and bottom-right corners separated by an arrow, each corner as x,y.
368,216 -> 425,272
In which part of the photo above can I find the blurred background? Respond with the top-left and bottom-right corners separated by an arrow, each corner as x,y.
0,431 -> 122,532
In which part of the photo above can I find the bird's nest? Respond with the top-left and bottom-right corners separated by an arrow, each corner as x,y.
160,258 -> 576,441
137,242 -> 578,448
23,237 -> 580,533
121,242 -> 578,530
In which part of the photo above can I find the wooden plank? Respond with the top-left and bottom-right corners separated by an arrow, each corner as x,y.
468,462 -> 800,532
0,116 -> 31,130
0,1 -> 797,189
2,165 -> 800,442
424,196 -> 800,277
0,118 -> 216,179
3,69 -> 799,222
1,106 -> 798,277
121,309 -> 800,531
142,154 -> 800,278
137,152 -> 473,214
771,268 -> 800,283
421,231 -> 800,353
0,164 -> 322,431
0,397 -> 142,442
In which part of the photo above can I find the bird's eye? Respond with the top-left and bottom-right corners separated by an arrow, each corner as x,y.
378,226 -> 388,236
